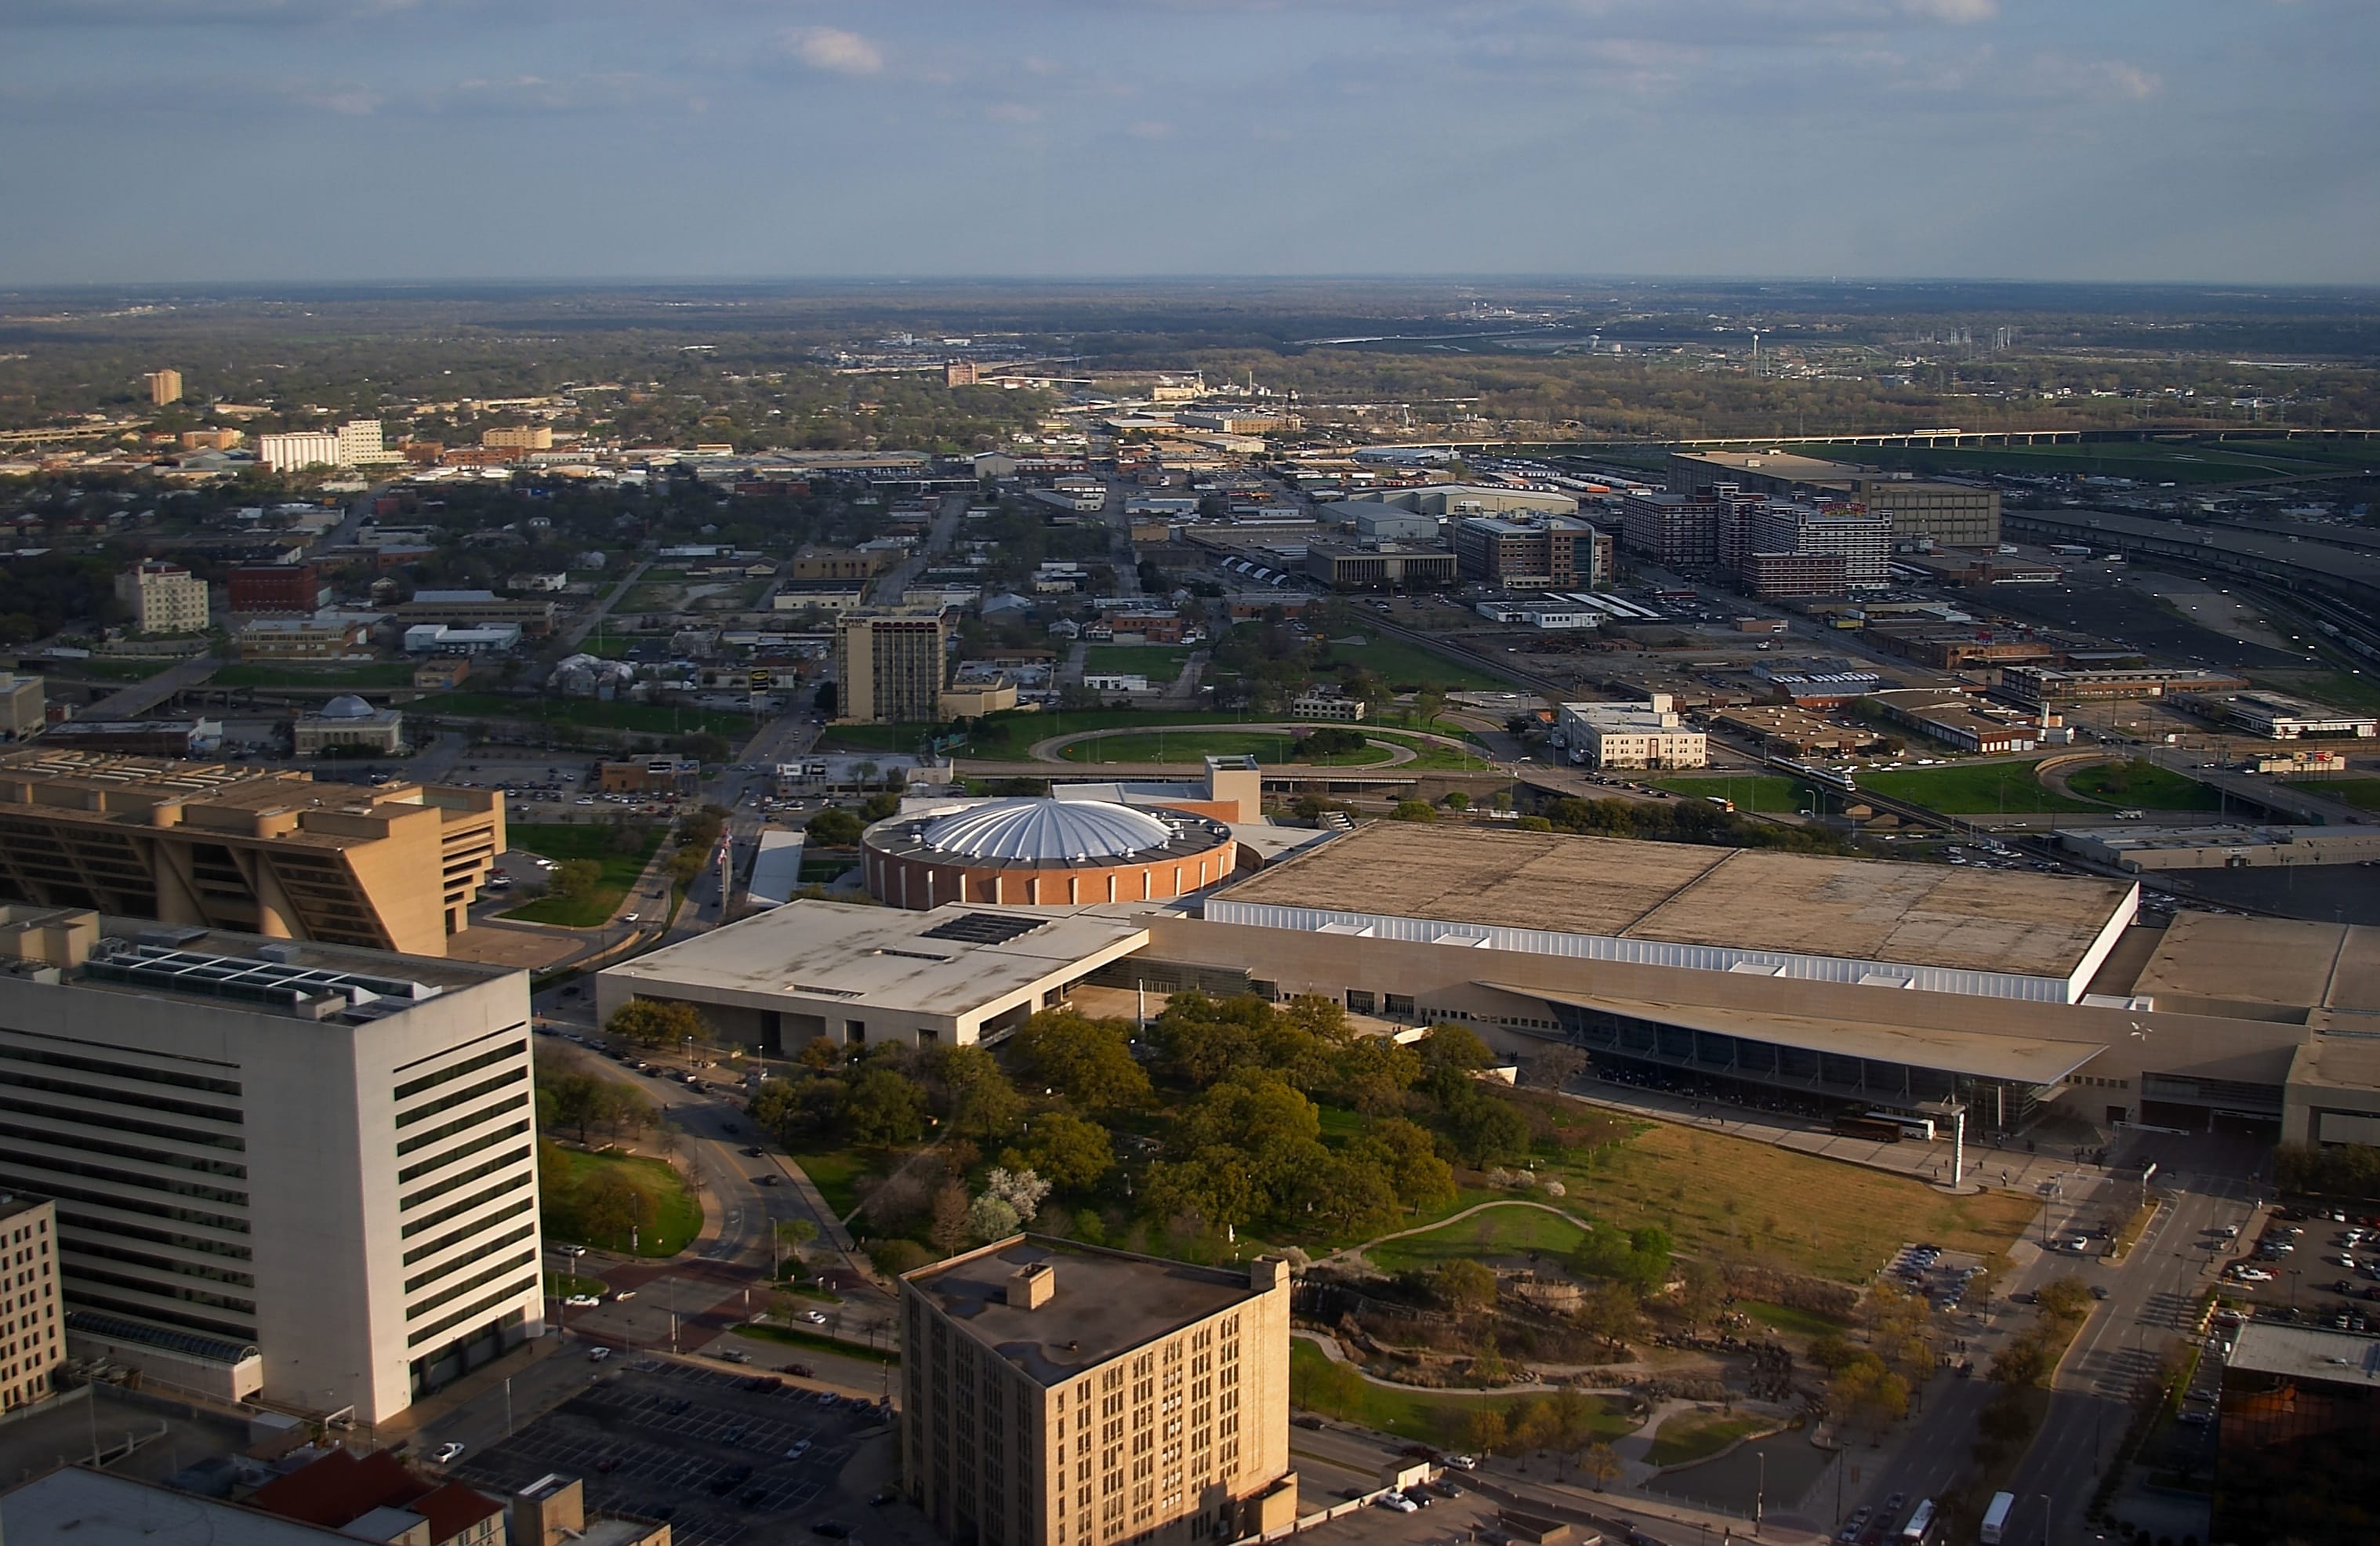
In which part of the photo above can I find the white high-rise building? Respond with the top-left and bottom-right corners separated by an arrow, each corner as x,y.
114,561 -> 211,635
258,430 -> 342,472
0,905 -> 542,1424
336,419 -> 401,465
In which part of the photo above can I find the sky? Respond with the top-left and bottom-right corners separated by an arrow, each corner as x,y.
2,0 -> 2374,286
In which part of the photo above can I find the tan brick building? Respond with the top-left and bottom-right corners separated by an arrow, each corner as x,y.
901,1239 -> 1296,1546
0,1193 -> 63,1416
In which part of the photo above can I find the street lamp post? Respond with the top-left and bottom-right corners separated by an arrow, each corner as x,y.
1754,1450 -> 1765,1537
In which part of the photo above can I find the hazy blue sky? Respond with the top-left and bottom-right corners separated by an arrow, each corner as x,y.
3,0 -> 2372,285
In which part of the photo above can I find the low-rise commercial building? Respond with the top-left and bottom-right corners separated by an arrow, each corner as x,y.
597,757 -> 701,796
2058,823 -> 2380,872
1290,691 -> 1366,721
0,749 -> 502,954
238,616 -> 376,660
1711,704 -> 1881,756
229,564 -> 326,615
1996,665 -> 2251,708
1302,543 -> 1457,590
115,561 -> 211,635
1558,695 -> 1708,768
0,674 -> 43,742
900,1239 -> 1297,1546
2182,690 -> 2378,741
396,591 -> 556,638
1867,689 -> 2039,753
0,908 -> 540,1421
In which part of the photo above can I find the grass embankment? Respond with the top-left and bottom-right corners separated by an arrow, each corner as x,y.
545,1272 -> 609,1298
539,1146 -> 702,1257
1366,1205 -> 1590,1275
2291,778 -> 2380,811
741,1321 -> 899,1364
787,1145 -> 871,1218
1549,1122 -> 2037,1281
1315,635 -> 1514,692
1740,1300 -> 1852,1337
1288,1339 -> 1631,1444
1648,774 -> 1826,815
214,662 -> 421,688
1061,729 -> 1395,767
1646,1410 -> 1775,1468
1861,760 -> 2100,815
1083,644 -> 1190,678
2066,760 -> 2226,811
501,822 -> 664,927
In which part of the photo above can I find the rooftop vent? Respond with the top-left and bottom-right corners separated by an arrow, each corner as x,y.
1007,1261 -> 1054,1310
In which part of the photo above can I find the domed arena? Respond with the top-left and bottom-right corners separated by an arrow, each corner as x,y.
861,797 -> 1237,909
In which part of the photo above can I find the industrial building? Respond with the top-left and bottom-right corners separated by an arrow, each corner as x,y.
838,611 -> 949,724
899,1239 -> 1297,1546
0,907 -> 541,1421
1452,514 -> 1613,591
1996,665 -> 2251,708
1558,696 -> 1709,769
597,757 -> 702,796
0,1193 -> 60,1415
1301,543 -> 1458,591
2058,823 -> 2380,872
0,749 -> 503,956
1867,688 -> 2040,754
2183,689 -> 2378,741
1670,451 -> 2001,549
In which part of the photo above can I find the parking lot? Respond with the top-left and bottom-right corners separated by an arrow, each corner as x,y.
449,1358 -> 895,1546
2222,1207 -> 2380,1329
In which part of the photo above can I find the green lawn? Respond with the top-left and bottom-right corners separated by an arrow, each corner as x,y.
1542,1120 -> 2038,1282
1648,773 -> 1823,815
1860,760 -> 2100,815
1289,1339 -> 1632,1445
546,1272 -> 610,1298
214,662 -> 419,688
1060,729 -> 1396,767
787,1145 -> 873,1219
501,822 -> 664,927
540,1145 -> 702,1256
2066,759 -> 2226,811
2290,778 -> 2380,811
1738,1300 -> 1851,1338
1365,729 -> 1499,772
1366,1204 -> 1590,1276
428,691 -> 756,737
1083,644 -> 1190,680
1646,1410 -> 1772,1468
740,1320 -> 899,1364
1316,635 -> 1514,692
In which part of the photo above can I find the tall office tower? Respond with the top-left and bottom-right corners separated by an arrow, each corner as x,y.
114,560 -> 212,636
144,370 -> 183,407
836,611 -> 949,724
0,905 -> 541,1423
900,1238 -> 1297,1546
0,1193 -> 63,1414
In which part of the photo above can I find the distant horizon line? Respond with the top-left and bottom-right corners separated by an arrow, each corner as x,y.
5,273 -> 2378,297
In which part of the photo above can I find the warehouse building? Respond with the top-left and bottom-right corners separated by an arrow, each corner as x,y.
2182,689 -> 2378,741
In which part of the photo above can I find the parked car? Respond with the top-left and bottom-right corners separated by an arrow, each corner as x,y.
430,1442 -> 466,1464
588,1346 -> 612,1362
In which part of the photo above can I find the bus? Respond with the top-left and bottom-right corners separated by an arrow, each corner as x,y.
1868,1109 -> 1937,1141
1979,1492 -> 2016,1544
1833,1115 -> 1905,1143
1899,1497 -> 1938,1544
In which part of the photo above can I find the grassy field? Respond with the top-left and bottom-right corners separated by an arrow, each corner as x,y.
2290,778 -> 2380,811
215,662 -> 419,688
545,1272 -> 609,1298
540,1146 -> 702,1256
1648,773 -> 1824,815
1799,438 -> 2360,487
1547,1121 -> 2038,1281
2066,759 -> 2226,811
1366,729 -> 1499,771
1083,644 -> 1190,679
429,691 -> 756,737
1288,1339 -> 1632,1444
1366,1204 -> 1589,1275
1738,1300 -> 1851,1337
787,1145 -> 873,1219
501,822 -> 663,927
1315,635 -> 1513,692
741,1321 -> 899,1364
1061,729 -> 1396,767
1646,1410 -> 1773,1468
1860,760 -> 2100,815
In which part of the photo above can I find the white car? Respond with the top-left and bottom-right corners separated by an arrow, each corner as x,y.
564,1293 -> 600,1308
1376,1493 -> 1419,1514
557,1243 -> 588,1257
804,1309 -> 829,1325
2237,1268 -> 2275,1283
430,1441 -> 466,1464
588,1346 -> 613,1362
787,1439 -> 814,1459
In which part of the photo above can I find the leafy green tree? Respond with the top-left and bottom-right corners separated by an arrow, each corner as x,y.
860,791 -> 902,822
1330,1034 -> 1423,1114
1018,1111 -> 1114,1192
1435,1258 -> 1500,1313
842,1067 -> 928,1145
607,996 -> 710,1048
806,806 -> 865,846
1346,1116 -> 1455,1212
1390,800 -> 1439,822
1008,1009 -> 1151,1112
550,858 -> 603,901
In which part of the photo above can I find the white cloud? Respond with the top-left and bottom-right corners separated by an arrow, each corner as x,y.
1902,0 -> 1997,21
987,101 -> 1041,122
785,26 -> 883,76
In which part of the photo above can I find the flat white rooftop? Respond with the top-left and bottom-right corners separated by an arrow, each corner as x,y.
600,899 -> 1150,1022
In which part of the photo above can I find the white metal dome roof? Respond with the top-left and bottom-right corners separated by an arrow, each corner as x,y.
916,798 -> 1174,864
321,694 -> 375,719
